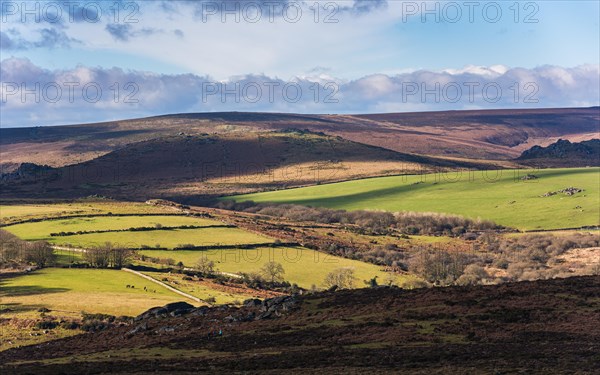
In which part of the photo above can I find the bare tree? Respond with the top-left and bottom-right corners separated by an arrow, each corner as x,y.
84,243 -> 111,268
260,261 -> 285,283
0,229 -> 24,264
323,268 -> 356,289
196,257 -> 215,275
25,241 -> 55,268
110,247 -> 134,268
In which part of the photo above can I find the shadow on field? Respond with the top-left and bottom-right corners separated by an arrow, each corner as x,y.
0,302 -> 46,315
257,167 -> 600,208
273,181 -> 432,207
0,280 -> 69,297
0,285 -> 70,297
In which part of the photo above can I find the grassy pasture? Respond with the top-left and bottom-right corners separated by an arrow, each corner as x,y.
0,200 -> 173,223
0,268 -> 188,319
28,227 -> 273,249
139,247 -> 413,289
0,204 -> 84,219
232,168 -> 600,231
3,215 -> 224,242
53,249 -> 84,266
2,214 -> 272,249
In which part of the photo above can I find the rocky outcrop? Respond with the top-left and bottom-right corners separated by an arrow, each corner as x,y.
0,162 -> 57,183
133,295 -> 298,326
517,139 -> 600,167
134,301 -> 196,321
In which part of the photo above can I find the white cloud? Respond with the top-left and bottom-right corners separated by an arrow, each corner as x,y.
442,65 -> 509,77
1,58 -> 598,127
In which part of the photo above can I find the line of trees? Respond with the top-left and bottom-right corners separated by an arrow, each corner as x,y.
214,200 -> 501,236
0,229 -> 55,268
83,242 -> 134,269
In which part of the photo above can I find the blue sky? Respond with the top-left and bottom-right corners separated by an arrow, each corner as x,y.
1,0 -> 599,127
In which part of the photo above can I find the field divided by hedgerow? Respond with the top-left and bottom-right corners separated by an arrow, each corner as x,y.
0,201 -> 174,224
2,216 -> 272,249
2,216 -> 222,241
232,168 -> 600,230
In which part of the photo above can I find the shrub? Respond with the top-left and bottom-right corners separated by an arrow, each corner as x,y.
196,257 -> 215,275
409,249 -> 471,286
456,264 -> 488,286
35,320 -> 58,330
399,279 -> 430,289
81,320 -> 108,332
60,321 -> 80,330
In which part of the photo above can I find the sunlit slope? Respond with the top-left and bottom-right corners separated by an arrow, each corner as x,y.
138,247 -> 413,289
232,168 -> 600,231
0,268 -> 186,318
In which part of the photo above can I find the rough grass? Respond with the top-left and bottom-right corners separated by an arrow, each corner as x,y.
0,204 -> 83,219
311,228 -> 457,246
141,272 -> 264,305
3,215 -> 224,242
8,347 -> 225,365
232,167 -> 600,230
139,247 -> 414,289
0,268 -> 188,319
0,321 -> 81,353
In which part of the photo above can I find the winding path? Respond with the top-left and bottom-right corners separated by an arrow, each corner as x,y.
121,268 -> 205,304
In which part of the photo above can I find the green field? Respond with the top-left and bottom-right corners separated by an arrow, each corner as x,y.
232,168 -> 600,230
18,228 -> 273,249
0,204 -> 85,219
3,215 -> 224,241
139,247 -> 413,289
27,227 -> 272,249
0,268 -> 188,319
54,249 -> 84,265
3,215 -> 273,249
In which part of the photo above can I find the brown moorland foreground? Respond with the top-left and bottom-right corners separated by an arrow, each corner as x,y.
1,276 -> 598,374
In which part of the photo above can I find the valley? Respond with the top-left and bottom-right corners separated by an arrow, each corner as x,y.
1,108 -> 598,373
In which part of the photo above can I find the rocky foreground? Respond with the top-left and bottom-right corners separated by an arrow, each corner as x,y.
1,276 -> 599,374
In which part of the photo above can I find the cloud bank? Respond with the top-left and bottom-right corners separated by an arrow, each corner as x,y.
1,58 -> 598,127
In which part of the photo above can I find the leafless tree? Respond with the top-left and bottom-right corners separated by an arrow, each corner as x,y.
261,261 -> 285,283
323,267 -> 356,289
